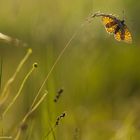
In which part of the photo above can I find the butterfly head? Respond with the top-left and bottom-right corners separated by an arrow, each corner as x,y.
121,20 -> 125,24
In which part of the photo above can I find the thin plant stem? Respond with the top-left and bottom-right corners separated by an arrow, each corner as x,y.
46,106 -> 56,140
2,63 -> 38,118
0,48 -> 32,105
14,92 -> 48,140
0,136 -> 12,139
43,125 -> 56,140
14,130 -> 21,140
30,21 -> 88,109
0,57 -> 3,91
25,119 -> 34,140
43,112 -> 66,140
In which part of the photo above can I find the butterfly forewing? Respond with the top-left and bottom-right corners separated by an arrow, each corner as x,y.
102,16 -> 118,34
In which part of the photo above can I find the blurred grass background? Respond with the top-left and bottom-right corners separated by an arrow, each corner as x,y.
0,0 -> 140,139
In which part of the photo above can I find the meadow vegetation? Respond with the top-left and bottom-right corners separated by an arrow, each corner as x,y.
0,0 -> 140,140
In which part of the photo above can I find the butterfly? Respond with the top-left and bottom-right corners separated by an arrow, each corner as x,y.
92,12 -> 132,43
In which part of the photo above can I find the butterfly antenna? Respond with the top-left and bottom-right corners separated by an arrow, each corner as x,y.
122,10 -> 126,21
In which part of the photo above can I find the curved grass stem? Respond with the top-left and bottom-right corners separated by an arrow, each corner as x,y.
2,63 -> 38,118
14,91 -> 48,140
0,48 -> 32,106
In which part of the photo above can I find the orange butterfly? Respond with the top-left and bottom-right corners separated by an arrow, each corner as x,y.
92,12 -> 132,43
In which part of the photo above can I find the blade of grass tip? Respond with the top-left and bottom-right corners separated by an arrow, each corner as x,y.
0,33 -> 13,43
0,32 -> 27,48
14,92 -> 48,140
2,63 -> 38,118
29,92 -> 48,115
30,17 -> 91,109
0,48 -> 32,104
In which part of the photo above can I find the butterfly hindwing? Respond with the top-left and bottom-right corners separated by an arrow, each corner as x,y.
123,25 -> 132,43
114,29 -> 122,42
114,25 -> 132,43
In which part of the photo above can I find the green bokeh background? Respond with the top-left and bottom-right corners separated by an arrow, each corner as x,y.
0,0 -> 140,139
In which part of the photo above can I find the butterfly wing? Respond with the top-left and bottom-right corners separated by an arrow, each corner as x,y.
123,25 -> 132,43
102,16 -> 118,34
114,29 -> 122,42
114,25 -> 132,43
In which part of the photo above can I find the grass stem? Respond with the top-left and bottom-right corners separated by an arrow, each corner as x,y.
0,48 -> 32,106
2,63 -> 38,118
